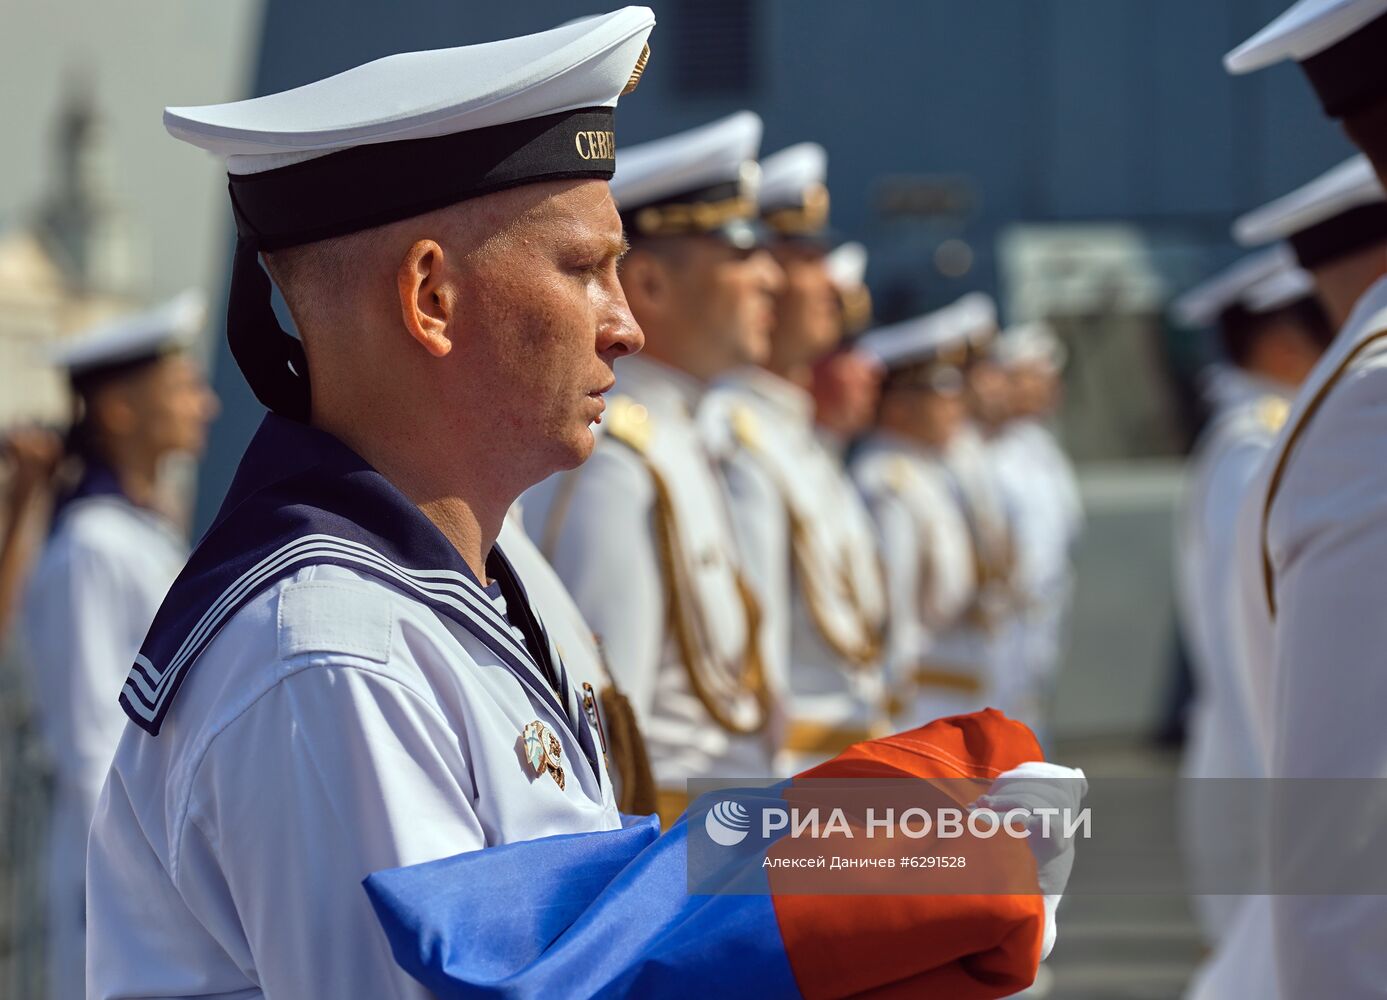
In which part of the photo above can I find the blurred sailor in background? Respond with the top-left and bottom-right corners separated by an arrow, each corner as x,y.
944,296 -> 1027,719
1222,155 -> 1387,760
525,111 -> 785,824
852,302 -> 987,727
19,292 -> 216,1000
989,321 -> 1084,738
1220,4 -> 1387,992
810,240 -> 883,444
1168,247 -> 1331,951
1186,127 -> 1387,1000
702,144 -> 890,772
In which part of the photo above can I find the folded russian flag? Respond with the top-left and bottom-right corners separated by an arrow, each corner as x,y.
365,709 -> 1053,999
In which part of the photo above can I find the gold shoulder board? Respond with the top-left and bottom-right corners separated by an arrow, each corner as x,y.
1256,396 -> 1290,433
730,403 -> 762,453
604,395 -> 653,455
886,456 -> 913,494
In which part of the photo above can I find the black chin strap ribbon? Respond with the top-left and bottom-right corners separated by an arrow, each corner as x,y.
227,226 -> 312,423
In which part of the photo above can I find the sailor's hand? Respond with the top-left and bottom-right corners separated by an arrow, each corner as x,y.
971,760 -> 1088,897
3,426 -> 63,503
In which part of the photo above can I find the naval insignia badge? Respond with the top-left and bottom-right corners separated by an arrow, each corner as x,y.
521,720 -> 566,791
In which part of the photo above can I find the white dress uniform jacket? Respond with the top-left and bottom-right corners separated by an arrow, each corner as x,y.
940,427 -> 1020,714
851,432 -> 979,726
988,419 -> 1082,730
21,482 -> 186,1000
1237,273 -> 1387,997
86,416 -> 618,1000
523,355 -> 776,798
702,367 -> 889,770
1173,366 -> 1290,945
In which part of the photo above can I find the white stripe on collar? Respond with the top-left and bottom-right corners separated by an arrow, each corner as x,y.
123,533 -> 552,723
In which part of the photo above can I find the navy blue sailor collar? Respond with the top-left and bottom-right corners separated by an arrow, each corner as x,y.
49,459 -> 128,529
119,413 -> 599,779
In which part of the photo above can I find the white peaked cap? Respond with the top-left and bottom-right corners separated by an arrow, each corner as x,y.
858,293 -> 989,369
1226,0 -> 1387,72
610,111 -> 762,209
825,241 -> 868,291
758,142 -> 827,211
997,321 -> 1068,371
1244,265 -> 1318,313
49,290 -> 206,376
857,313 -> 957,369
1171,246 -> 1296,327
165,7 -> 657,175
952,292 -> 999,346
1235,154 -> 1385,245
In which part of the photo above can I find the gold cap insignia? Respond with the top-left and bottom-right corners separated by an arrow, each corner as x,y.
764,182 -> 831,236
622,43 -> 651,96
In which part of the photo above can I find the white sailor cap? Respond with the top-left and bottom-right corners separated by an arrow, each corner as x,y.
825,241 -> 868,291
1234,154 -> 1387,267
1244,264 -> 1319,313
1226,0 -> 1387,118
49,290 -> 206,379
163,7 -> 655,420
996,322 -> 1068,372
952,292 -> 1000,356
825,241 -> 872,333
758,142 -> 830,240
612,111 -> 764,247
1171,246 -> 1297,328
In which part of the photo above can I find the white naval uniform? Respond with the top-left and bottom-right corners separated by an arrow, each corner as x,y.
941,427 -> 1019,715
499,506 -> 647,805
86,557 -> 619,1000
702,367 -> 889,772
1173,366 -> 1290,945
850,432 -> 980,727
21,492 -> 186,1000
523,355 -> 776,797
1229,273 -> 1387,998
988,419 -> 1082,732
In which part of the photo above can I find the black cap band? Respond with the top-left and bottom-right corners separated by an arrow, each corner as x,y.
225,106 -> 618,419
620,179 -> 768,249
1301,11 -> 1387,119
1287,200 -> 1387,269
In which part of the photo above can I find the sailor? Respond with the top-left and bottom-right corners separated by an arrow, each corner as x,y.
988,320 -> 1084,737
1221,155 -> 1387,756
1222,4 -> 1387,993
1187,152 -> 1387,1000
85,10 -> 655,998
18,291 -> 217,1000
810,240 -> 883,443
700,144 -> 890,772
1167,248 -> 1331,947
942,295 -> 1027,719
522,111 -> 785,824
851,301 -> 991,728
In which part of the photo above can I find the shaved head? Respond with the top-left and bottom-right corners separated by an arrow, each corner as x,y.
261,179 -> 642,534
